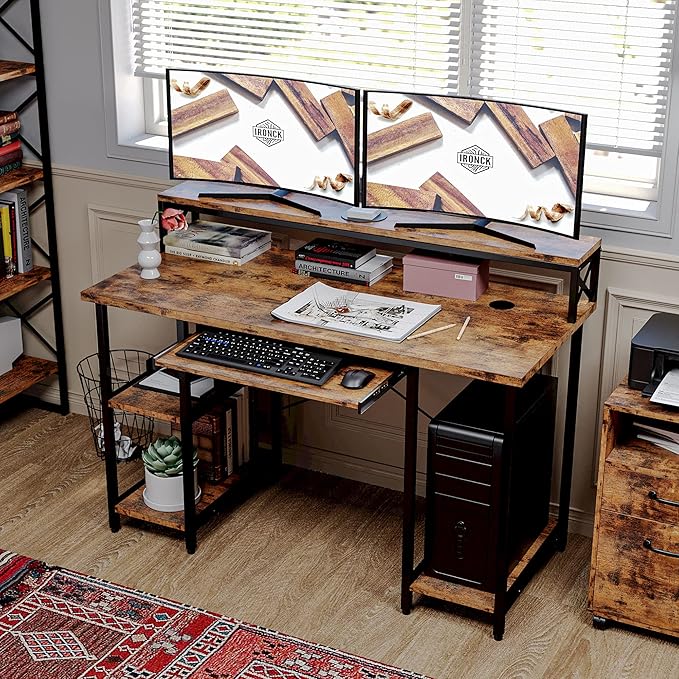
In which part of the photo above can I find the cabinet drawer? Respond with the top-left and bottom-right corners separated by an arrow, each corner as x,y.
592,511 -> 679,636
602,443 -> 679,525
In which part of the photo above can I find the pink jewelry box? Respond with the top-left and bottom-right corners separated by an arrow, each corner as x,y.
402,253 -> 489,301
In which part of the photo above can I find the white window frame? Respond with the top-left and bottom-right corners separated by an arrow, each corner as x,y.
103,0 -> 679,245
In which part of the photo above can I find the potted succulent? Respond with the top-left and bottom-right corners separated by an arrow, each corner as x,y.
142,435 -> 201,512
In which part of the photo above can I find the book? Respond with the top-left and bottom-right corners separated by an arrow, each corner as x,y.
165,240 -> 271,265
0,160 -> 22,177
0,120 -> 20,137
295,238 -> 376,269
271,281 -> 441,342
0,204 -> 15,278
0,140 -> 21,158
163,221 -> 271,258
0,132 -> 18,146
296,267 -> 392,287
0,189 -> 31,273
0,111 -> 17,126
295,254 -> 393,282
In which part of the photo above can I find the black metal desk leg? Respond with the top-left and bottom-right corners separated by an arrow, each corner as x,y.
492,386 -> 517,641
401,367 -> 419,614
96,304 -> 120,533
567,267 -> 579,323
556,326 -> 583,551
179,372 -> 198,554
271,393 -> 283,472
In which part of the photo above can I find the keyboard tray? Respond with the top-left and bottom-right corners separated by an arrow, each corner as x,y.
157,335 -> 405,415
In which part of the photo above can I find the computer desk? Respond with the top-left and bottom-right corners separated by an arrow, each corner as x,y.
81,186 -> 600,639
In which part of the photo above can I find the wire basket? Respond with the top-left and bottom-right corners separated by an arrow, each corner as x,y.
77,350 -> 155,461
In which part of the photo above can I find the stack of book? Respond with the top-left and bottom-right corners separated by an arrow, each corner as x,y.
0,111 -> 22,177
295,238 -> 393,286
0,188 -> 32,279
163,221 -> 271,265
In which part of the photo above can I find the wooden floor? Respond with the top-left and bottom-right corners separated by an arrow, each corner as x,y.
0,408 -> 677,678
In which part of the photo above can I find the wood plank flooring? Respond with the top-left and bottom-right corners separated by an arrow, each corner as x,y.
0,408 -> 677,678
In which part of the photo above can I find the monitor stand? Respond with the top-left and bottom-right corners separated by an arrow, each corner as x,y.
197,187 -> 322,216
393,218 -> 536,249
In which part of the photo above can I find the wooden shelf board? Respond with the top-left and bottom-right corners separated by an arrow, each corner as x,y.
0,60 -> 35,82
605,384 -> 679,425
110,385 -> 185,425
0,266 -> 51,303
159,180 -> 601,268
115,474 -> 241,532
410,517 -> 558,614
410,574 -> 495,613
507,517 -> 557,588
0,166 -> 43,193
0,355 -> 58,405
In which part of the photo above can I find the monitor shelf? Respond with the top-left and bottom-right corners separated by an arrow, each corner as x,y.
160,181 -> 599,270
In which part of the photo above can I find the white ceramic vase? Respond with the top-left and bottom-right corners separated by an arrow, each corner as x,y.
137,219 -> 161,280
143,465 -> 201,512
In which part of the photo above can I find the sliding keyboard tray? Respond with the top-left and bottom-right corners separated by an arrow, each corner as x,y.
157,335 -> 405,415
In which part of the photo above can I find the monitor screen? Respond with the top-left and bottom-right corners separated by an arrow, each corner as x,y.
167,69 -> 360,205
362,91 -> 586,238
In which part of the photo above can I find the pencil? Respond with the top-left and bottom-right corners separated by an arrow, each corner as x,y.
408,323 -> 456,340
456,316 -> 471,341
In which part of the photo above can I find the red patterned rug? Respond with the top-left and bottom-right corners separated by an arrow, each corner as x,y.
0,550 -> 425,678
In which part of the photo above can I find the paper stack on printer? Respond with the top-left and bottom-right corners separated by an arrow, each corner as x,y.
650,368 -> 679,408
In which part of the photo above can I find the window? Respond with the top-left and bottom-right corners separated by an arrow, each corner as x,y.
129,0 -> 677,212
467,0 -> 676,202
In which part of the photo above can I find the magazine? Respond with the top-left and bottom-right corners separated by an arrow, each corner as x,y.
163,221 -> 271,257
271,281 -> 441,342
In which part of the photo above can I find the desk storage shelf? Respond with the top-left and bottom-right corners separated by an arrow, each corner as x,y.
115,474 -> 242,533
589,383 -> 679,639
0,2 -> 68,414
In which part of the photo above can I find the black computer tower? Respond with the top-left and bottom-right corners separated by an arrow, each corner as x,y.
425,374 -> 557,592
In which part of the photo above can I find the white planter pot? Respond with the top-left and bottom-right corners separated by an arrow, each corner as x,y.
143,465 -> 201,512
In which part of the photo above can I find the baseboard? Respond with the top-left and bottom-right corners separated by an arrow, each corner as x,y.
284,443 -> 594,537
27,384 -> 88,416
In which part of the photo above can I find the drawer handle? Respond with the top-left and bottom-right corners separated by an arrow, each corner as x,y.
643,539 -> 679,559
648,490 -> 679,508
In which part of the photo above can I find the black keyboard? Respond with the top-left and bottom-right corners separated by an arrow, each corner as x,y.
177,330 -> 343,385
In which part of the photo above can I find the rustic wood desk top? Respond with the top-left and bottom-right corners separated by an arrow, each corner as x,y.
82,251 -> 595,387
159,182 -> 601,269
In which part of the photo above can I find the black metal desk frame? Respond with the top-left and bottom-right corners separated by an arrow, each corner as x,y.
92,191 -> 599,640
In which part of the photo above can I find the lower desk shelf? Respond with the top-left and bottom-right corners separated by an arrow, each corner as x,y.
115,474 -> 241,533
410,517 -> 558,614
0,355 -> 58,405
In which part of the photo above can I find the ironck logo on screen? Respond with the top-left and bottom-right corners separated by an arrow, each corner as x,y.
252,120 -> 284,147
457,145 -> 493,174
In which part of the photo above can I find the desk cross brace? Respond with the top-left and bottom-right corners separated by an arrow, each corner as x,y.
568,250 -> 600,323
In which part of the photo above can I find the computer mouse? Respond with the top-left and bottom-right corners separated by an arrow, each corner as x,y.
341,369 -> 375,389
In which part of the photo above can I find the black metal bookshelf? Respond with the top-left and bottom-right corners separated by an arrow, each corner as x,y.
0,0 -> 67,413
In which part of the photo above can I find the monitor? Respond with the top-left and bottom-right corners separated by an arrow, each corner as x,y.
167,69 -> 360,208
362,91 -> 587,239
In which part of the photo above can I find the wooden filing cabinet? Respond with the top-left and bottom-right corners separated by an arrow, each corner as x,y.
589,383 -> 679,638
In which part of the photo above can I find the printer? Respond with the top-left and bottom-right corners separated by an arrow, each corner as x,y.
628,312 -> 679,396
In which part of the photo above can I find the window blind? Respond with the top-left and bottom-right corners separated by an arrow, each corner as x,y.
131,0 -> 461,92
470,0 -> 677,155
